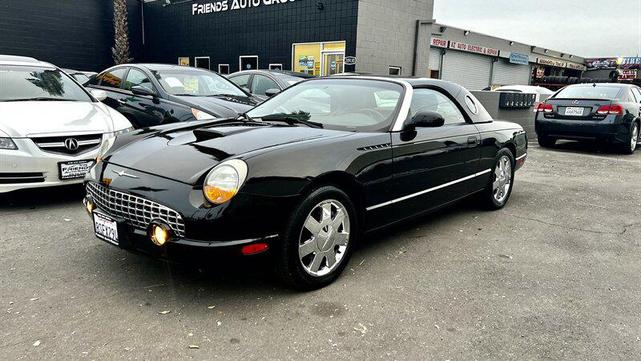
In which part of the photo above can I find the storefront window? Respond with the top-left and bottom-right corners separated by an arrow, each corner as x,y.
292,41 -> 346,76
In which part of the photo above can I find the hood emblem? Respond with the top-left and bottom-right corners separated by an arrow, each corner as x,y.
64,138 -> 79,151
112,169 -> 139,179
572,100 -> 580,105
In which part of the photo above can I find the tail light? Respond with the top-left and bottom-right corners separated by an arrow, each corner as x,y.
596,104 -> 624,115
536,103 -> 553,113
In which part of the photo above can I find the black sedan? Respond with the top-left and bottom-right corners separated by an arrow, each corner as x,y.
535,83 -> 641,154
86,64 -> 261,128
228,70 -> 313,99
83,77 -> 527,289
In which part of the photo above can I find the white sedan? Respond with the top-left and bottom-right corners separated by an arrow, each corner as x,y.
0,56 -> 132,193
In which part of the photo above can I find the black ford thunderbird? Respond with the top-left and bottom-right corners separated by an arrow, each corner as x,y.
83,77 -> 528,289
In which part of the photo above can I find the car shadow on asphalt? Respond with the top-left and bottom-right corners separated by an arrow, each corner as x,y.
0,184 -> 85,210
89,197 -> 483,301
542,139 -> 637,156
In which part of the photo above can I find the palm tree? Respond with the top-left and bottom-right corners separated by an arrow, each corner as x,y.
112,0 -> 130,65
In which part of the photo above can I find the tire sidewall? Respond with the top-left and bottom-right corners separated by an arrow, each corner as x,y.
487,149 -> 516,209
627,122 -> 639,154
277,186 -> 358,290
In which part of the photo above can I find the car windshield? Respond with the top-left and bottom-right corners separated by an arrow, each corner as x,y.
555,86 -> 621,100
151,68 -> 246,97
246,79 -> 404,132
0,66 -> 92,102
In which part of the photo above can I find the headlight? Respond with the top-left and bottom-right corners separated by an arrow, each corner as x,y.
114,127 -> 134,136
203,159 -> 248,205
95,136 -> 117,165
0,138 -> 17,150
192,108 -> 216,121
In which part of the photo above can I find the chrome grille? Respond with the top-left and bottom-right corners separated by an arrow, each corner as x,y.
32,134 -> 103,155
86,182 -> 186,237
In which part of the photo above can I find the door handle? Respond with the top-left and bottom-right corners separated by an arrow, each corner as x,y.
467,136 -> 479,145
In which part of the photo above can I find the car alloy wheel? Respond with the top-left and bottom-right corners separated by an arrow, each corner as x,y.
493,155 -> 513,204
298,199 -> 351,277
631,123 -> 639,153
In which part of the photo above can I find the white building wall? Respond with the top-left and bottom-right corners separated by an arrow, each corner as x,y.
355,0 -> 434,76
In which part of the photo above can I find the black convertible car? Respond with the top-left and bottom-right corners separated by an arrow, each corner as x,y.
83,77 -> 527,289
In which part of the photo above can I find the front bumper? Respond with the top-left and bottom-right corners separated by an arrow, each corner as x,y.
0,137 -> 102,193
83,162 -> 298,254
535,116 -> 630,143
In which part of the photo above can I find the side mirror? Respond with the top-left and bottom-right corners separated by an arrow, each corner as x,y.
265,88 -> 281,97
89,89 -> 107,102
404,111 -> 445,130
131,85 -> 156,98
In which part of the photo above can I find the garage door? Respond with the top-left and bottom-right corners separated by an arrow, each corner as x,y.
441,50 -> 492,90
429,48 -> 441,72
492,59 -> 531,86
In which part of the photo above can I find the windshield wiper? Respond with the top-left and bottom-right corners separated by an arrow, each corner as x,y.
5,97 -> 74,102
260,113 -> 323,129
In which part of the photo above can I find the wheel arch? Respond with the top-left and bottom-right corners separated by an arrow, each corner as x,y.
301,171 -> 366,223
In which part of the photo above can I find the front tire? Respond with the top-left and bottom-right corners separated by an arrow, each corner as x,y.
275,186 -> 357,290
479,149 -> 515,210
622,121 -> 639,155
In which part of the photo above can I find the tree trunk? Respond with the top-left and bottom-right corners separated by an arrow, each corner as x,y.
112,0 -> 130,65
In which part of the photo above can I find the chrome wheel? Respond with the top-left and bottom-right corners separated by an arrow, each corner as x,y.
298,199 -> 350,277
631,124 -> 639,152
493,155 -> 512,204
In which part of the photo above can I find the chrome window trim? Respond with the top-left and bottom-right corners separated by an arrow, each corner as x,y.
366,169 -> 493,211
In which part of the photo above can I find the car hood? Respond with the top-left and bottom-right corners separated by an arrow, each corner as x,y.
0,101 -> 120,137
107,123 -> 351,184
173,95 -> 258,118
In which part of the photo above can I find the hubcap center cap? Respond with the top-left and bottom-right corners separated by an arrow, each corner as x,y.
318,225 -> 335,251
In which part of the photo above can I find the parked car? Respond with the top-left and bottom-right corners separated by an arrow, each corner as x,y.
0,55 -> 132,193
535,83 -> 641,154
228,70 -> 312,99
62,69 -> 97,85
86,64 -> 261,128
83,76 -> 527,289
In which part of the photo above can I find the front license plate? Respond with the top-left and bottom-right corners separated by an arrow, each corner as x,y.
564,107 -> 585,116
94,213 -> 119,245
59,160 -> 94,180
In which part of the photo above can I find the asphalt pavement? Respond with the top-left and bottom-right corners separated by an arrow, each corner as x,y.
1,142 -> 640,360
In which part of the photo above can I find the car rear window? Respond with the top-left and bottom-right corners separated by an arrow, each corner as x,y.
555,86 -> 621,100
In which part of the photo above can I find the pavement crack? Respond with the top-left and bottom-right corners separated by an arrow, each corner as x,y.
507,214 -> 623,235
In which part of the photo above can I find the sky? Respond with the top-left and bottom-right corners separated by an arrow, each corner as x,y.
434,0 -> 641,58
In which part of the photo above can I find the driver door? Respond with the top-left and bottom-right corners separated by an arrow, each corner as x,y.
120,68 -> 167,128
387,87 -> 481,220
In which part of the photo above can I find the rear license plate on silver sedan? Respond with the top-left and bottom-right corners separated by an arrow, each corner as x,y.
59,160 -> 94,180
564,107 -> 585,116
93,212 -> 119,245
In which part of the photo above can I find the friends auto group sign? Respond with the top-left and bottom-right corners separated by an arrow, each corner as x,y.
192,0 -> 296,15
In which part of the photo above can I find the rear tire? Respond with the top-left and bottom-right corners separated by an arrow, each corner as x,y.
537,135 -> 556,148
479,149 -> 515,210
621,122 -> 639,155
275,186 -> 358,290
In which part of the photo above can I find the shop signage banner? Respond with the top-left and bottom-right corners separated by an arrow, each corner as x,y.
619,69 -> 638,81
449,41 -> 499,57
621,57 -> 641,69
430,38 -> 448,48
192,0 -> 296,16
585,58 -> 618,70
566,62 -> 587,71
537,57 -> 566,68
509,52 -> 529,65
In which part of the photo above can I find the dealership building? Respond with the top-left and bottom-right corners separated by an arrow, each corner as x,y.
1,0 -> 586,90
